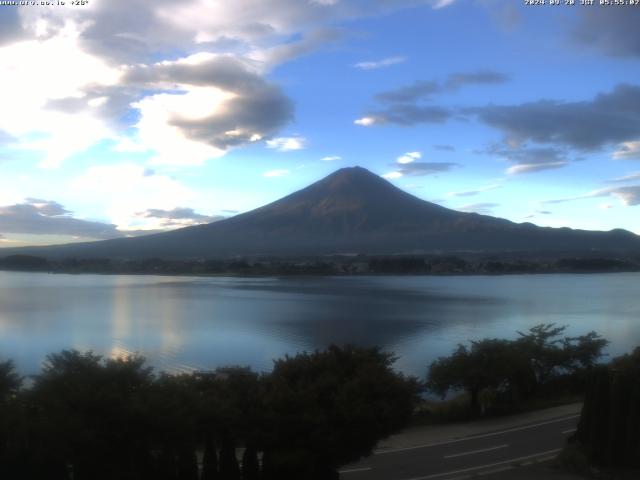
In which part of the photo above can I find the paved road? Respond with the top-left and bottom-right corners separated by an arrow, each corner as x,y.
339,414 -> 579,480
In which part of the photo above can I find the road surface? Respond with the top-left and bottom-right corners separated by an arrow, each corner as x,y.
339,413 -> 579,480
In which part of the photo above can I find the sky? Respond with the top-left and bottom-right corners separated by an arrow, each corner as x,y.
0,0 -> 640,247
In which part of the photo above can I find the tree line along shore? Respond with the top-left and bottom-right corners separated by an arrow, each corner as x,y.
1,324 -> 638,479
1,253 -> 639,276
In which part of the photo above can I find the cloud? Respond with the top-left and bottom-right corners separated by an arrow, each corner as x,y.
506,162 -> 567,175
482,145 -> 570,175
358,105 -> 451,126
121,53 -> 294,164
135,207 -> 223,228
321,156 -> 342,161
544,186 -> 640,207
266,136 -> 306,151
358,70 -> 506,127
0,199 -> 122,240
573,7 -> 640,58
72,163 -> 196,231
375,70 -> 508,103
384,161 -> 458,178
354,56 -> 406,70
432,0 -> 458,8
447,184 -> 501,197
434,144 -> 455,151
608,172 -> 640,183
354,116 -> 379,126
263,169 -> 291,177
613,141 -> 640,160
2,1 -> 443,168
397,152 -> 422,164
250,28 -> 342,68
457,202 -> 498,215
470,84 -> 640,151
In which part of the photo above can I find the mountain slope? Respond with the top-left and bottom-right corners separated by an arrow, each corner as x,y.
3,167 -> 640,258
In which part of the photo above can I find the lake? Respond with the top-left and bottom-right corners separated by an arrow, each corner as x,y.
1,271 -> 639,377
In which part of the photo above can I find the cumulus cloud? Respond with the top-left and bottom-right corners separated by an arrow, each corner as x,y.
573,6 -> 640,58
0,199 -> 122,240
1,1 -> 446,168
321,156 -> 342,161
266,136 -> 306,151
470,84 -> 640,151
72,163 -> 196,231
354,56 -> 406,70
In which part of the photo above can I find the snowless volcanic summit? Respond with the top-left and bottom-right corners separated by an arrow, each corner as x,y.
7,166 -> 640,259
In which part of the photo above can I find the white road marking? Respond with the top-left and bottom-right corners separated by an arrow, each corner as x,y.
375,414 -> 579,455
401,448 -> 562,480
562,428 -> 577,434
339,466 -> 373,474
443,444 -> 508,459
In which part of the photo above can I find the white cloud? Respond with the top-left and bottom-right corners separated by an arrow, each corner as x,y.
613,140 -> 640,160
432,0 -> 458,9
72,164 -> 195,231
354,56 -> 406,70
458,202 -> 498,215
0,24 -> 120,168
321,156 -> 342,161
609,171 -> 640,183
382,171 -> 403,179
354,116 -> 379,126
266,136 -> 306,151
263,169 -> 291,177
506,162 -> 568,175
131,87 -> 230,166
397,151 -> 422,164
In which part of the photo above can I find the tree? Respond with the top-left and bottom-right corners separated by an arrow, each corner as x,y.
262,345 -> 419,478
516,323 -> 569,387
574,347 -> 640,468
0,360 -> 21,401
427,339 -> 530,414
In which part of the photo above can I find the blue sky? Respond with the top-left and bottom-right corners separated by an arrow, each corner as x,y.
1,0 -> 639,247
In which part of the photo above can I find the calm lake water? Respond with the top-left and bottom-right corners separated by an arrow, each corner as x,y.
1,271 -> 639,377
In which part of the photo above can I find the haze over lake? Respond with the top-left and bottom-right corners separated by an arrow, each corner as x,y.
1,271 -> 639,377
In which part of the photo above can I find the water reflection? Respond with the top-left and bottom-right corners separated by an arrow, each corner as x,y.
0,272 -> 639,377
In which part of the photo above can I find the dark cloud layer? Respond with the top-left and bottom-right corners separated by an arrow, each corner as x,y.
573,7 -> 640,58
375,70 -> 508,103
363,70 -> 507,126
470,84 -> 640,151
0,200 -> 122,240
370,105 -> 451,126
